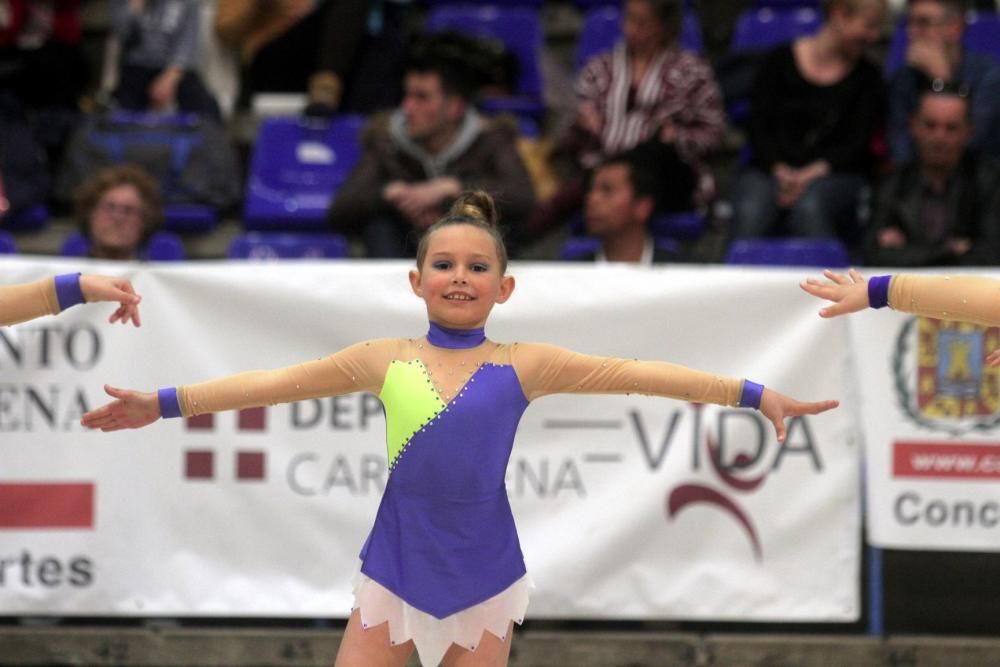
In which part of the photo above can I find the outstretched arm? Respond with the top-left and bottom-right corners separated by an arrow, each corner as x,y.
1,274 -> 141,327
802,269 -> 1000,366
80,339 -> 396,432
512,343 -> 837,443
801,270 -> 1000,326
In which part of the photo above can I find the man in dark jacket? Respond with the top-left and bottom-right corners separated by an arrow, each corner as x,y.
327,40 -> 535,257
570,151 -> 682,264
865,84 -> 1000,267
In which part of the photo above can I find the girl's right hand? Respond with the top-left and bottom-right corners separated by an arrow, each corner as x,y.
799,269 -> 870,318
759,388 -> 839,443
81,385 -> 160,431
79,274 -> 142,326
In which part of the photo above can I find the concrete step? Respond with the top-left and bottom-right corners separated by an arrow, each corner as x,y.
2,626 -> 1000,667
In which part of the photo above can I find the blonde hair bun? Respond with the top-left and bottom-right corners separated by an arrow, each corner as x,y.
447,190 -> 498,228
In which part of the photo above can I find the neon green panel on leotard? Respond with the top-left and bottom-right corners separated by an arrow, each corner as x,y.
379,360 -> 446,468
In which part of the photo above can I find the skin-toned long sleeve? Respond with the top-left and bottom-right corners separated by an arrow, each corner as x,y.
177,339 -> 399,417
888,274 -> 1000,328
0,278 -> 61,326
173,337 -> 749,420
511,342 -> 745,406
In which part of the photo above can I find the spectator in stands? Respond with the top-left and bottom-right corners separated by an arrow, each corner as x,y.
110,0 -> 221,121
888,0 -> 1000,163
0,0 -> 87,164
728,0 -> 888,243
214,0 -> 410,115
0,99 -> 50,222
327,35 -> 535,258
0,0 -> 85,108
572,151 -> 684,264
529,0 -> 723,243
864,84 -> 1000,266
74,164 -> 163,261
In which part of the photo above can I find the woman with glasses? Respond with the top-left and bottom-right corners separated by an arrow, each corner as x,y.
72,164 -> 164,261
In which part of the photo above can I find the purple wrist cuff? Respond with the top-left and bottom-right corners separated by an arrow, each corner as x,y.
739,380 -> 764,409
868,275 -> 892,309
54,273 -> 85,311
157,388 -> 181,419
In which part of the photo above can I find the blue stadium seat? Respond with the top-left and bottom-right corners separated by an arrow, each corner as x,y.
0,230 -> 16,254
651,211 -> 706,242
1,204 -> 49,232
560,236 -> 601,260
965,11 -> 1000,63
163,204 -> 217,234
243,114 -> 366,232
886,11 -> 1000,75
575,5 -> 705,70
227,232 -> 350,259
426,5 -> 544,117
516,114 -> 540,139
730,6 -> 822,52
59,231 -> 186,261
79,111 -> 221,233
725,238 -> 849,267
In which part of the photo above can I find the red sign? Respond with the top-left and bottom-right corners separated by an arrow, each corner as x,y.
0,482 -> 95,529
893,442 -> 1000,480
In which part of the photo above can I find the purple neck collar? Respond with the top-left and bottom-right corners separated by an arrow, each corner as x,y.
427,321 -> 486,349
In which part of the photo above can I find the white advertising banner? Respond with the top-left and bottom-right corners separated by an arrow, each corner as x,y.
0,257 -> 858,620
850,269 -> 1000,551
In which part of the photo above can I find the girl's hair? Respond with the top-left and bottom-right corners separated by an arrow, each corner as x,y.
415,190 -> 509,273
73,164 -> 163,244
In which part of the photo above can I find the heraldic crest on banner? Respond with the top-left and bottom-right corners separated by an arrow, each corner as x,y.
893,317 -> 1000,435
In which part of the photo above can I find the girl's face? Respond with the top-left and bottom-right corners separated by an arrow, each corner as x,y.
409,224 -> 515,330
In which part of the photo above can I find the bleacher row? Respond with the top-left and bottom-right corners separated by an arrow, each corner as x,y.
1,0 -> 998,267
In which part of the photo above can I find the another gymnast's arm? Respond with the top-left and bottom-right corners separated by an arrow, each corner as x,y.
511,343 -> 838,443
80,338 -> 397,432
1,274 -> 141,327
800,269 -> 1000,326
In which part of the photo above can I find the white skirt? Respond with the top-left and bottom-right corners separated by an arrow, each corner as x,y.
352,571 -> 533,667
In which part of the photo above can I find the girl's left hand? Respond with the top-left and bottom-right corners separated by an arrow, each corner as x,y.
79,274 -> 142,326
799,269 -> 869,318
759,388 -> 839,442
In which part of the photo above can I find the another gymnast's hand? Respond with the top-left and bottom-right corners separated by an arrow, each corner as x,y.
81,385 -> 160,431
799,269 -> 870,318
79,275 -> 142,326
759,389 -> 838,443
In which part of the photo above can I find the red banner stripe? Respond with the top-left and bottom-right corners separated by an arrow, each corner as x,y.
893,442 -> 1000,480
0,483 -> 94,529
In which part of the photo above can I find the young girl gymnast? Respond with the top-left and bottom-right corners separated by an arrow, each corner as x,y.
800,268 -> 1000,365
1,273 -> 141,327
81,191 -> 838,667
